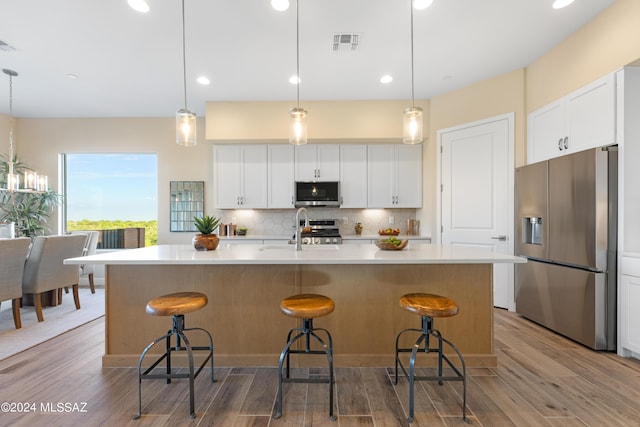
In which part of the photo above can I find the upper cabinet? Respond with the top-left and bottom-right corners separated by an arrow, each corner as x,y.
213,143 -> 422,210
267,145 -> 295,209
213,145 -> 268,209
294,144 -> 340,181
367,144 -> 422,208
528,73 -> 616,164
339,145 -> 368,208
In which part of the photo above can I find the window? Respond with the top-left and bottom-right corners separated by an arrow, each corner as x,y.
63,153 -> 158,246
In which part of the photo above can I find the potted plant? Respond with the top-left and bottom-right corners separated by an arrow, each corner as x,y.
192,215 -> 221,251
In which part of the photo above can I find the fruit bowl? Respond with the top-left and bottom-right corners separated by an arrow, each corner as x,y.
378,228 -> 400,236
375,239 -> 408,250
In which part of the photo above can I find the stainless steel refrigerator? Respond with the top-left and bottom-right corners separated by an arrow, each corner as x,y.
515,146 -> 617,350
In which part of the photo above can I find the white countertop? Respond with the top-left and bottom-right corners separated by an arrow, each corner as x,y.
65,243 -> 525,266
218,234 -> 431,241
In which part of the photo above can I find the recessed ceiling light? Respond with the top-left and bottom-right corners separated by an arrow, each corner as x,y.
67,73 -> 78,80
289,75 -> 301,85
380,75 -> 393,84
271,0 -> 290,12
128,0 -> 150,13
197,76 -> 210,85
552,0 -> 575,9
413,0 -> 434,10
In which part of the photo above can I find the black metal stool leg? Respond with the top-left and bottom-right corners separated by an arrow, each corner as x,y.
274,330 -> 305,419
394,315 -> 470,424
274,319 -> 336,422
133,315 -> 214,420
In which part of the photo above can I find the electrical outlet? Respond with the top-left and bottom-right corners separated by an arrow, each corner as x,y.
342,217 -> 349,224
389,216 -> 395,224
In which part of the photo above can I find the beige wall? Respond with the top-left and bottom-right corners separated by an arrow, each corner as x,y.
206,99 -> 429,142
527,0 -> 640,112
3,117 -> 210,243
418,69 -> 526,236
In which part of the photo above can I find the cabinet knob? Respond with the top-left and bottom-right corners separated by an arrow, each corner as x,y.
558,138 -> 564,151
563,136 -> 569,150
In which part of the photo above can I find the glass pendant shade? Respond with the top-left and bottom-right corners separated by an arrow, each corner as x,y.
176,108 -> 197,146
24,171 -> 38,190
403,106 -> 423,144
289,107 -> 308,145
6,170 -> 20,191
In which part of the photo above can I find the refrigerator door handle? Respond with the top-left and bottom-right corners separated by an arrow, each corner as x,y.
491,235 -> 508,241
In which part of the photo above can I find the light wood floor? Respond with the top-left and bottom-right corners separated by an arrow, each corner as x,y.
2,309 -> 640,426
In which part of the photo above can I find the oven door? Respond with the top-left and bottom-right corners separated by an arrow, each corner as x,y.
295,181 -> 341,207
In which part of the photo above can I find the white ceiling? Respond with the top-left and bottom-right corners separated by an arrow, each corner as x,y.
0,0 -> 615,118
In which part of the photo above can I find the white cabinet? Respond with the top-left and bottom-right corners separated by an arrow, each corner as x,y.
620,257 -> 640,356
213,145 -> 267,209
294,144 -> 340,181
267,145 -> 295,208
618,67 -> 640,253
367,144 -> 422,208
339,145 -> 368,208
527,73 -> 616,164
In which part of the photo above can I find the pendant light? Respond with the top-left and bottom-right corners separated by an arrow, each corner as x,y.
3,69 -> 20,190
403,0 -> 423,145
176,0 -> 196,146
2,69 -> 48,192
289,0 -> 307,145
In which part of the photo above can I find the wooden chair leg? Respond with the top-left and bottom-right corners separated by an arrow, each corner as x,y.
72,284 -> 81,309
35,293 -> 44,322
58,288 -> 63,302
12,298 -> 22,329
89,273 -> 95,294
64,286 -> 69,294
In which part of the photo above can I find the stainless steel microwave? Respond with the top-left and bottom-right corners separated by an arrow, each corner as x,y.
294,181 -> 341,207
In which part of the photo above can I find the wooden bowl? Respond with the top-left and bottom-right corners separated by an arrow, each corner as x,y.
375,239 -> 408,250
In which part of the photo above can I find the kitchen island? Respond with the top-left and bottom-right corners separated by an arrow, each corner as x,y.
66,243 -> 525,368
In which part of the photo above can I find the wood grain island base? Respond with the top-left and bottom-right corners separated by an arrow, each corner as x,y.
65,244 -> 525,368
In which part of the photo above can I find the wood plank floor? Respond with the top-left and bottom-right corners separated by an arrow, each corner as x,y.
1,308 -> 640,426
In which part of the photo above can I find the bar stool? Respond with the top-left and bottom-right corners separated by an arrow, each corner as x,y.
133,292 -> 214,420
274,293 -> 336,421
394,293 -> 469,424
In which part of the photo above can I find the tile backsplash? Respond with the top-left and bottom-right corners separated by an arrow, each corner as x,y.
211,208 -> 418,236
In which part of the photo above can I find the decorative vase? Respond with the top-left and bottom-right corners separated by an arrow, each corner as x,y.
192,233 -> 220,251
355,222 -> 363,235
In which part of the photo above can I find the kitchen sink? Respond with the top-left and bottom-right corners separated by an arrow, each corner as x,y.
259,244 -> 340,251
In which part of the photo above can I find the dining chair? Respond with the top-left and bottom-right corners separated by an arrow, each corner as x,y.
22,234 -> 87,322
0,237 -> 31,329
70,230 -> 100,293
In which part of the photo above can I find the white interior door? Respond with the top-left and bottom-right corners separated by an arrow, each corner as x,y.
439,114 -> 514,310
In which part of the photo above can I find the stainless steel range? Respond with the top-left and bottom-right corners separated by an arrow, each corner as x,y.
295,218 -> 342,245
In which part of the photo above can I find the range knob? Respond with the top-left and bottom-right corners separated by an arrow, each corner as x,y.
302,237 -> 310,245
325,238 -> 331,243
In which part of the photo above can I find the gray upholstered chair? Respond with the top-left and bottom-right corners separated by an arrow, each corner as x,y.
0,237 -> 31,329
70,230 -> 100,293
22,234 -> 87,322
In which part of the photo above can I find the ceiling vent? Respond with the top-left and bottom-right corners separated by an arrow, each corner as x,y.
0,40 -> 16,52
333,33 -> 360,52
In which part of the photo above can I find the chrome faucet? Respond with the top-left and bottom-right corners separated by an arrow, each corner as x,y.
295,207 -> 309,251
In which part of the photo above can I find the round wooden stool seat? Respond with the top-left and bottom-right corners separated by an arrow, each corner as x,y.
145,292 -> 208,317
399,293 -> 459,318
280,293 -> 335,319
